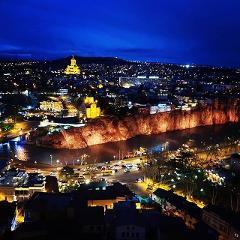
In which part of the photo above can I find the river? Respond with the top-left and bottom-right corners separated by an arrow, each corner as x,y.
0,123 -> 239,165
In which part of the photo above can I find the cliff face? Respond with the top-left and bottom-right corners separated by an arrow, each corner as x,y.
36,99 -> 240,149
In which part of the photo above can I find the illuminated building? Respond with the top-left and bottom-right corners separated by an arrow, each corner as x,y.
84,96 -> 95,105
64,56 -> 80,75
58,88 -> 68,95
86,102 -> 101,119
84,97 -> 101,119
40,101 -> 63,112
87,196 -> 126,210
98,83 -> 103,89
66,104 -> 78,117
150,104 -> 171,114
152,188 -> 202,230
119,76 -> 160,88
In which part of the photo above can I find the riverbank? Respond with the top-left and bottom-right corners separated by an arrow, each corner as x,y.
0,121 -> 39,144
35,99 -> 240,149
1,123 -> 239,164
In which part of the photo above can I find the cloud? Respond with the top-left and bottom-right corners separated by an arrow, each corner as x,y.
0,0 -> 239,66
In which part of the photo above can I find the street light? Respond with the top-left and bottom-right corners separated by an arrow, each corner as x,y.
50,155 -> 53,166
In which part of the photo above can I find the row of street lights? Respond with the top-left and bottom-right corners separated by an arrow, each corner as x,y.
49,154 -> 88,166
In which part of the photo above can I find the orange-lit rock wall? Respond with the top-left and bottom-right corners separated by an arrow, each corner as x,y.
36,99 -> 240,149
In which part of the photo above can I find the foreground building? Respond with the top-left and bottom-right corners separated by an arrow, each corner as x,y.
0,201 -> 16,237
13,183 -> 132,240
11,186 -> 190,240
76,182 -> 133,210
105,201 -> 189,240
202,205 -> 240,240
152,188 -> 202,229
0,169 -> 45,202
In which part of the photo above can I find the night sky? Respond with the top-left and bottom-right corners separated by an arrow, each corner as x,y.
0,0 -> 240,66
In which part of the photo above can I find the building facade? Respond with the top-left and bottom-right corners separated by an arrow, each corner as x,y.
64,56 -> 80,75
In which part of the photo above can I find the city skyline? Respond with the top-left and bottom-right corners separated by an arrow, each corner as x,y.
0,1 -> 240,238
0,0 -> 240,67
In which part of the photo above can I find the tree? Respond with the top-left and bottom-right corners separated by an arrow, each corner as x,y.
45,176 -> 59,193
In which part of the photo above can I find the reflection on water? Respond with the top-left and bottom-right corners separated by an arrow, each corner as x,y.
0,123 -> 239,164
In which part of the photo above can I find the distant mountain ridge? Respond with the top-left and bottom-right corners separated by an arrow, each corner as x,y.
48,56 -> 129,69
54,56 -> 128,64
0,55 -> 237,69
0,55 -> 129,65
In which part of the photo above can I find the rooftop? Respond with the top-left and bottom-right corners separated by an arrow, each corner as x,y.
153,188 -> 202,219
0,169 -> 45,188
203,205 -> 240,230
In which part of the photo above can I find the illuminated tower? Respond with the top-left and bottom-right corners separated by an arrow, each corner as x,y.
84,96 -> 101,119
64,56 -> 80,75
86,102 -> 101,119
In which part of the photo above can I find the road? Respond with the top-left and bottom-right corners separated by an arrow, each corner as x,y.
11,152 -> 151,196
104,168 -> 151,196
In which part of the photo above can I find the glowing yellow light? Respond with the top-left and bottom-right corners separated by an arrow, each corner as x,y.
65,56 -> 80,75
16,208 -> 24,224
84,97 -> 101,119
85,179 -> 90,184
136,202 -> 141,209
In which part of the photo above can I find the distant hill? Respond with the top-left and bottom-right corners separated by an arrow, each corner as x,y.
47,56 -> 129,69
0,55 -> 129,66
0,55 -> 33,62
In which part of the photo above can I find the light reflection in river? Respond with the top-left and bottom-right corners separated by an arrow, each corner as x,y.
0,123 -> 239,164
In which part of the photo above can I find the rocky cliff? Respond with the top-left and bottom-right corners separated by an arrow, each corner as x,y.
36,99 -> 240,149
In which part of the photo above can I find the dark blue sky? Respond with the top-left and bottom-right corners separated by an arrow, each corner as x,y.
0,0 -> 240,66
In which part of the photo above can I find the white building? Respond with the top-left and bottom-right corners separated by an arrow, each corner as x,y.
150,104 -> 171,114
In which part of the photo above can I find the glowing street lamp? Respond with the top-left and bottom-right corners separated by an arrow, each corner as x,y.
50,155 -> 53,166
